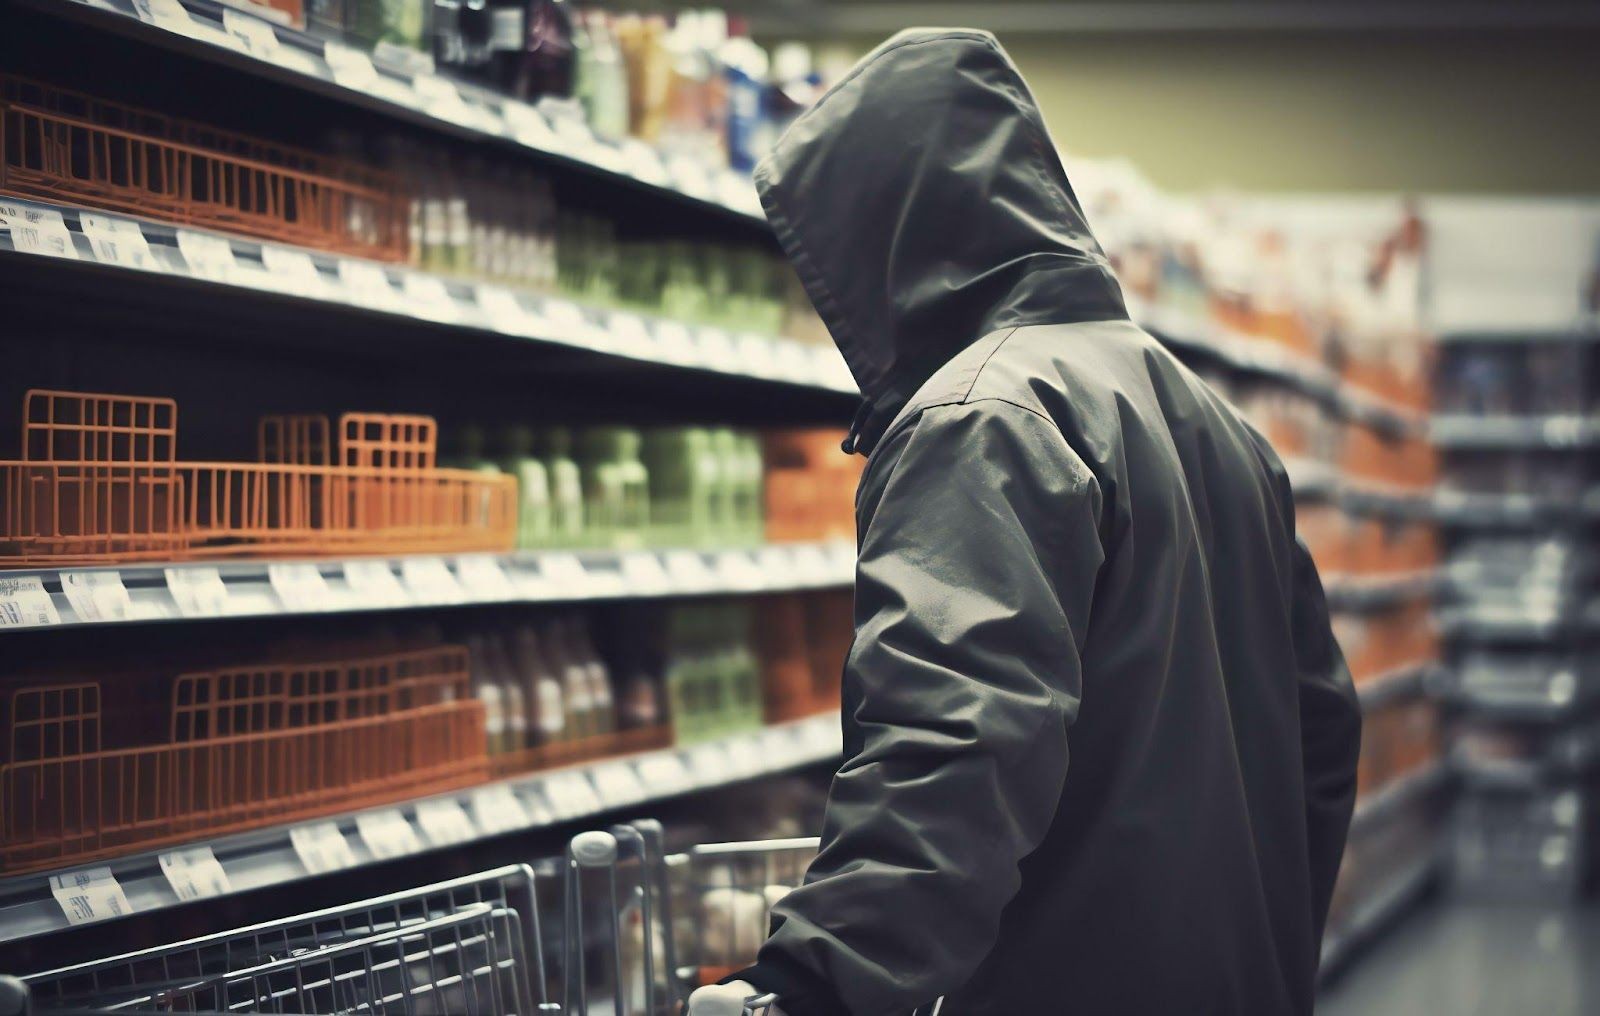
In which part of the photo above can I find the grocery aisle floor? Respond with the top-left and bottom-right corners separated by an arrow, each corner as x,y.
1318,897 -> 1600,1015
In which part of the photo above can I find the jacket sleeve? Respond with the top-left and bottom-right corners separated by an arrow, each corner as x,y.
735,400 -> 1104,1016
1276,476 -> 1362,947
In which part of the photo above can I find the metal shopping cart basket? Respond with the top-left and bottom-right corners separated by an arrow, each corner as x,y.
22,864 -> 552,1014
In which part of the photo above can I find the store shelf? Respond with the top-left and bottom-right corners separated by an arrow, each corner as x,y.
1453,724 -> 1600,790
20,0 -> 767,229
1352,762 -> 1451,833
1437,602 -> 1600,643
0,197 -> 857,396
1433,489 -> 1600,528
1325,570 -> 1440,612
1319,848 -> 1442,979
0,711 -> 843,944
1432,666 -> 1600,723
1436,328 -> 1600,346
1358,662 -> 1435,711
0,539 -> 856,630
1431,414 -> 1600,450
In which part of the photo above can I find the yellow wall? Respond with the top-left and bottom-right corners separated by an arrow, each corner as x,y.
819,29 -> 1598,195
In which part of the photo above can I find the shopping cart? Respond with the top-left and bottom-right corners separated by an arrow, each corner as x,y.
23,864 -> 551,1014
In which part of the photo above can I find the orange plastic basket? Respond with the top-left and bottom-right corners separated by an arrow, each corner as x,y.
0,390 -> 518,566
1,647 -> 487,875
1,75 -> 408,262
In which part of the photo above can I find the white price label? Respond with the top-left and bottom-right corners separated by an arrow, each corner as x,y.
402,272 -> 460,322
756,727 -> 801,766
619,139 -> 668,184
176,230 -> 237,282
338,259 -> 400,310
725,737 -> 763,777
812,346 -> 855,390
268,563 -> 333,611
0,576 -> 60,628
664,551 -> 716,590
61,571 -> 131,622
636,753 -> 692,795
165,567 -> 232,617
714,550 -> 766,590
591,761 -> 647,807
685,744 -> 729,784
715,172 -> 758,212
540,298 -> 586,335
520,788 -> 556,825
668,156 -> 712,200
325,41 -> 380,90
401,557 -> 466,604
560,773 -> 604,815
469,784 -> 528,835
355,809 -> 422,859
159,846 -> 231,901
539,553 -> 589,593
696,327 -> 737,371
132,0 -> 200,34
221,6 -> 280,59
456,555 -> 515,600
50,867 -> 132,925
800,717 -> 842,757
621,552 -> 670,593
1,203 -> 76,260
79,213 -> 156,270
344,559 -> 409,606
412,73 -> 470,120
550,115 -> 596,154
753,547 -> 797,587
737,333 -> 779,377
653,320 -> 700,364
416,798 -> 476,847
289,822 -> 356,874
825,540 -> 858,577
607,311 -> 654,356
774,342 -> 818,384
790,545 -> 832,584
503,102 -> 557,149
477,285 -> 532,334
259,245 -> 326,295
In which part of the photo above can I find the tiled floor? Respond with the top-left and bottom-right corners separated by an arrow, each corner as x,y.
1318,897 -> 1600,1015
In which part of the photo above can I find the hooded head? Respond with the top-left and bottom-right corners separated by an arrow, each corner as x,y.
754,29 -> 1127,454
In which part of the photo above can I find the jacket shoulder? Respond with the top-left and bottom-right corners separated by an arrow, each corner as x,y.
879,327 -> 1056,445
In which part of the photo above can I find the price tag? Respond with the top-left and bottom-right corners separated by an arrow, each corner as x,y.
325,41 -> 380,91
401,557 -> 466,604
621,552 -> 670,593
355,809 -> 422,859
539,553 -> 590,593
619,139 -> 668,185
591,761 -> 647,807
737,333 -> 779,377
131,0 -> 200,35
416,797 -> 477,847
607,311 -> 654,356
412,73 -> 469,121
696,327 -> 737,372
159,846 -> 231,901
653,320 -> 700,364
338,259 -> 401,310
477,284 -> 533,334
79,213 -> 156,271
664,550 -> 716,591
456,555 -> 515,600
790,545 -> 832,584
268,563 -> 333,611
0,203 -> 76,260
50,867 -> 132,925
470,784 -> 528,835
550,115 -> 596,154
800,717 -> 841,757
402,272 -> 459,322
667,156 -> 712,200
344,559 -> 409,606
176,230 -> 237,282
685,743 -> 729,785
755,726 -> 801,767
636,753 -> 692,795
165,567 -> 232,617
503,102 -> 558,150
775,342 -> 818,385
753,546 -> 797,587
289,822 -> 356,875
0,575 -> 61,628
540,298 -> 586,335
812,346 -> 855,391
560,773 -> 604,814
221,6 -> 280,60
259,245 -> 327,295
519,788 -> 556,825
716,172 -> 757,212
61,571 -> 131,622
714,550 -> 766,590
725,736 -> 763,777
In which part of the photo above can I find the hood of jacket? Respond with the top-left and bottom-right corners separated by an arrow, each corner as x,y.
753,27 -> 1127,454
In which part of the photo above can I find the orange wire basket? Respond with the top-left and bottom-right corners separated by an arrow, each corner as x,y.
0,390 -> 518,566
1,646 -> 488,875
0,75 -> 408,262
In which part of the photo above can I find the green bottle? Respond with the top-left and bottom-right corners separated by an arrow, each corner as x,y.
502,426 -> 551,549
542,428 -> 585,547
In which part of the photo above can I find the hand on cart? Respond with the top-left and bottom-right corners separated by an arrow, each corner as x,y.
687,980 -> 788,1016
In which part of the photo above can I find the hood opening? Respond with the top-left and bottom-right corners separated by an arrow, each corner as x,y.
755,28 -> 1127,454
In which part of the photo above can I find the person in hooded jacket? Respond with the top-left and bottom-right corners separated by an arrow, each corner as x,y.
687,27 -> 1361,1016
